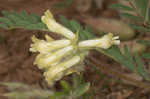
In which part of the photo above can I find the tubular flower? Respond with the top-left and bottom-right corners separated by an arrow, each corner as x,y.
30,10 -> 120,86
41,10 -> 76,40
30,35 -> 71,54
44,55 -> 81,85
34,46 -> 74,69
78,33 -> 120,49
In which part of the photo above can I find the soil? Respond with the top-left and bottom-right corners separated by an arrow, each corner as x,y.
0,0 -> 149,99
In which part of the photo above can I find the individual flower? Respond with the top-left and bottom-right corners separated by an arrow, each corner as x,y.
78,33 -> 120,49
44,55 -> 81,85
30,35 -> 71,54
34,46 -> 74,69
41,10 -> 76,40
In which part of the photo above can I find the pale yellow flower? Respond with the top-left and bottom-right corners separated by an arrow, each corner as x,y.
34,46 -> 74,69
44,55 -> 81,85
78,33 -> 120,49
30,35 -> 71,54
30,10 -> 121,86
41,10 -> 76,40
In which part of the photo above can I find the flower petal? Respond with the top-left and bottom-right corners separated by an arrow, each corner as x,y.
30,36 -> 71,53
78,33 -> 120,49
41,10 -> 76,40
34,46 -> 74,69
44,55 -> 81,85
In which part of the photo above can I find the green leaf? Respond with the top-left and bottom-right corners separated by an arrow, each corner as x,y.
0,17 -> 13,26
135,0 -> 141,10
142,53 -> 150,59
0,10 -> 47,31
148,8 -> 150,24
73,82 -> 90,98
7,14 -> 22,24
136,40 -> 150,46
79,28 -> 87,41
135,0 -> 148,18
19,11 -> 29,20
83,26 -> 95,39
123,45 -> 136,71
25,24 -> 40,30
15,21 -> 31,27
129,24 -> 150,31
123,45 -> 131,60
135,53 -> 149,80
120,13 -> 141,20
70,20 -> 96,40
141,0 -> 148,18
30,13 -> 41,23
103,46 -> 124,62
59,15 -> 71,29
17,10 -> 40,24
110,4 -> 133,11
36,22 -> 47,30
98,45 -> 137,71
60,80 -> 72,93
70,19 -> 81,32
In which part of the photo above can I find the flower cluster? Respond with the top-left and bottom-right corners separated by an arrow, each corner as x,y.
30,10 -> 120,86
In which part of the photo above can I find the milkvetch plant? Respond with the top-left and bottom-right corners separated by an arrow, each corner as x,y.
0,2 -> 150,98
30,10 -> 120,86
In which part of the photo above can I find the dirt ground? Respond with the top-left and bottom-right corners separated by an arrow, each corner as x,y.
0,0 -> 150,99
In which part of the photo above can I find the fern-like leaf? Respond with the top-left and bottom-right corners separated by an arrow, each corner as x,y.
0,10 -> 48,31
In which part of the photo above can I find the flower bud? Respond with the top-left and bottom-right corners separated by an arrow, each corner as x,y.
34,46 -> 74,69
78,33 -> 120,49
30,35 -> 71,53
41,10 -> 76,40
44,55 -> 81,85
